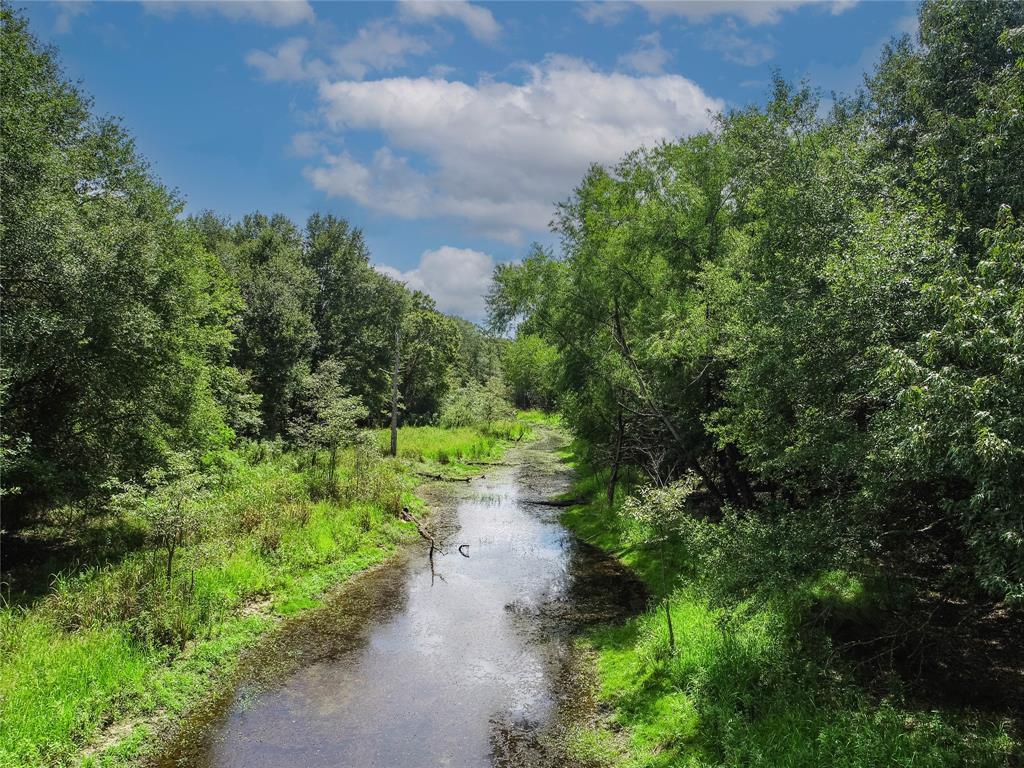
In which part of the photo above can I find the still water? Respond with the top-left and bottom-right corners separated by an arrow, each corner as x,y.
156,433 -> 644,768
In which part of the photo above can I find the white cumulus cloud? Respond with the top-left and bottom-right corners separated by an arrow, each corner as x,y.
398,0 -> 501,43
144,1 -> 315,27
375,246 -> 496,320
306,55 -> 723,241
580,1 -> 858,27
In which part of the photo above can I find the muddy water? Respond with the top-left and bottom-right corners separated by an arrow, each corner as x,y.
155,430 -> 644,768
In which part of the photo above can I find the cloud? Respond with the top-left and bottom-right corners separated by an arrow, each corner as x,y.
54,1 -> 90,34
144,1 -> 314,27
307,147 -> 432,220
331,20 -> 431,79
307,55 -> 723,240
618,32 -> 671,74
375,246 -> 496,320
578,1 -> 634,26
246,37 -> 324,81
288,131 -> 322,157
398,0 -> 501,43
246,20 -> 431,82
581,1 -> 858,27
702,26 -> 776,66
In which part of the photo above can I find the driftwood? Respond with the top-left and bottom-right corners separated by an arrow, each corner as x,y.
523,497 -> 586,507
399,507 -> 471,587
415,472 -> 483,483
399,506 -> 444,556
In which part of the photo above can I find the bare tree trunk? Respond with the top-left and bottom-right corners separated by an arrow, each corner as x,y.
607,406 -> 623,505
390,323 -> 402,458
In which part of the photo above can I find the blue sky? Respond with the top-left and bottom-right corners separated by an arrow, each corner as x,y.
24,0 -> 917,320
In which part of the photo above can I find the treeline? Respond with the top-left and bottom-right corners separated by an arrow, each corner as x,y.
0,6 -> 499,529
490,0 -> 1023,607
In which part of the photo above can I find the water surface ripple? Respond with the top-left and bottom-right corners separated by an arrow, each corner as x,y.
156,432 -> 644,768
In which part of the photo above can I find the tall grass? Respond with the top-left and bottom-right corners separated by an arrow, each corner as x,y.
561,471 -> 1019,768
0,419 -> 530,767
376,416 -> 534,466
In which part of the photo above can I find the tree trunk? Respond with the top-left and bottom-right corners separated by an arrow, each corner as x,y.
607,407 -> 623,505
390,323 -> 402,458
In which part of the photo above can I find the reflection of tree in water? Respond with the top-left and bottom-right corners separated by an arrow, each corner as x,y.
486,513 -> 648,767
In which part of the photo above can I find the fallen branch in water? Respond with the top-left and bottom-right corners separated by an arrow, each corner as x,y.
399,506 -> 445,556
415,472 -> 481,483
523,497 -> 586,507
458,544 -> 470,558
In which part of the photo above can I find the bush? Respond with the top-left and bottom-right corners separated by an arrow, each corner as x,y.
438,377 -> 514,428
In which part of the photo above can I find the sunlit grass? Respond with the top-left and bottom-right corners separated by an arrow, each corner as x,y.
0,417 -> 536,767
562,468 -> 1019,768
375,414 -> 537,466
0,447 -> 415,767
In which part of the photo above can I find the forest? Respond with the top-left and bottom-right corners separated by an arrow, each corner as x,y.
490,1 -> 1024,764
2,1 -> 1023,766
1,5 -> 519,764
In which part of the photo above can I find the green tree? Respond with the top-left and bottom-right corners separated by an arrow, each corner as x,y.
289,358 -> 367,486
1,7 -> 239,517
501,334 -> 557,409
110,455 -> 210,586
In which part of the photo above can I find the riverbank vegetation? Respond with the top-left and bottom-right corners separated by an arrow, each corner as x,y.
491,1 -> 1023,764
0,416 -> 540,767
0,6 -> 525,765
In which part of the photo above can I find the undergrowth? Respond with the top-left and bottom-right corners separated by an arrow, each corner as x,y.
560,464 -> 1020,768
0,420 -> 529,767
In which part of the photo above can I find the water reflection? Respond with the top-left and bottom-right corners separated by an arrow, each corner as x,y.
155,436 -> 644,768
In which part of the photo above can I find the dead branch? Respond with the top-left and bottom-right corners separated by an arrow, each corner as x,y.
523,497 -> 586,507
414,472 -> 478,482
399,506 -> 445,556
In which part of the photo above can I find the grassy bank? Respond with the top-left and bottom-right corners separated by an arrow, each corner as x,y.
559,470 -> 1019,768
0,420 -> 530,768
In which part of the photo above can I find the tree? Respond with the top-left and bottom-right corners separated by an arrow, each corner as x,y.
111,456 -> 210,586
303,213 -> 407,418
501,334 -> 557,409
1,8 -> 240,518
622,474 -> 702,651
289,359 -> 366,485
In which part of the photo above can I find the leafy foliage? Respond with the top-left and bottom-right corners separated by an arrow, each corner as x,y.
490,2 -> 1024,606
0,5 -> 502,527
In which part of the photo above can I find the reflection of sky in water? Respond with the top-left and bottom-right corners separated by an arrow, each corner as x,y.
202,471 -> 585,768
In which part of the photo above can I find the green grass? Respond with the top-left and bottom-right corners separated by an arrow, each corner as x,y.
0,420 -> 527,768
560,471 -> 1019,768
377,425 -> 504,464
376,412 -> 539,468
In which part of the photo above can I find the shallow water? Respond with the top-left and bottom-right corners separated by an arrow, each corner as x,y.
155,433 -> 644,768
